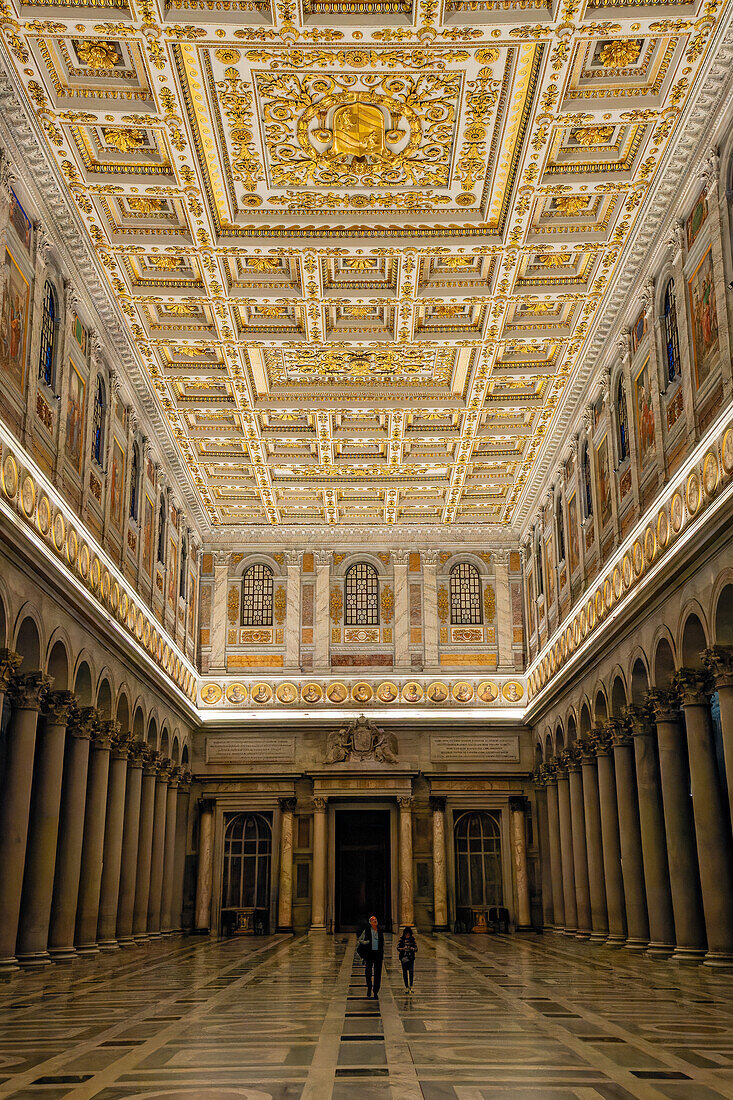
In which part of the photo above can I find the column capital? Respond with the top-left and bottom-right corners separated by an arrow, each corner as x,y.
167,764 -> 182,788
590,722 -> 613,756
566,742 -> 583,772
623,703 -> 655,737
143,748 -> 162,776
578,738 -> 597,764
703,645 -> 733,689
0,649 -> 23,693
68,705 -> 98,741
429,795 -> 447,812
92,719 -> 119,750
674,667 -> 714,706
646,687 -> 681,723
423,549 -> 439,566
605,717 -> 632,749
509,795 -> 527,813
213,549 -> 229,569
397,796 -> 413,810
126,738 -> 148,768
178,768 -> 193,787
493,549 -> 510,567
313,550 -> 331,567
540,760 -> 557,782
110,729 -> 132,760
555,750 -> 570,776
9,671 -> 52,711
284,549 -> 302,567
41,689 -> 76,726
392,549 -> 410,566
279,797 -> 297,813
157,756 -> 174,781
313,795 -> 328,811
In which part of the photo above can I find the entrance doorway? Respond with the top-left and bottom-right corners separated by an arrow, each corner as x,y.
335,809 -> 391,932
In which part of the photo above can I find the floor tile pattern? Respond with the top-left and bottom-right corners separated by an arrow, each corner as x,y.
0,932 -> 730,1098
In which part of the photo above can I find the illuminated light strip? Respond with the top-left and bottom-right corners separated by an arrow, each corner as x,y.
526,449 -> 733,717
199,707 -> 527,723
0,496 -> 198,717
0,421 -> 198,686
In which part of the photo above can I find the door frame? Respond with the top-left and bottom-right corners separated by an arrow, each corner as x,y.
327,799 -> 398,934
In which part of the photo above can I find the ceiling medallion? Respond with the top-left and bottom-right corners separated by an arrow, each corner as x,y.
597,39 -> 643,68
103,128 -> 146,153
572,126 -> 614,147
74,40 -> 120,70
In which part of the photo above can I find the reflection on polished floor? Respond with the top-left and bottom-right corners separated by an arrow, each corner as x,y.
0,932 -> 731,1100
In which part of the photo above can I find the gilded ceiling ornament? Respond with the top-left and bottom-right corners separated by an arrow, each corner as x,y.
75,40 -> 120,70
274,584 -> 286,624
483,583 -> 495,623
536,252 -> 572,267
329,585 -> 343,623
148,255 -> 182,270
380,585 -> 394,623
553,195 -> 590,216
103,127 -> 146,153
342,258 -> 374,270
437,587 -> 449,623
597,39 -> 643,68
127,196 -> 165,214
572,125 -> 615,147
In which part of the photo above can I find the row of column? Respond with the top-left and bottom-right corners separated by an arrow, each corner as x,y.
534,653 -> 733,967
0,650 -> 191,974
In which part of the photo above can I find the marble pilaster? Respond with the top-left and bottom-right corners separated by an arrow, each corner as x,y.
0,672 -> 52,975
75,720 -> 116,954
493,550 -> 514,673
284,551 -> 302,671
313,551 -> 331,671
16,690 -> 75,967
194,799 -> 214,932
115,739 -> 145,946
392,550 -> 410,670
398,797 -> 415,927
277,799 -> 295,933
208,551 -> 230,674
430,797 -> 449,931
310,797 -> 328,931
509,796 -> 532,930
422,550 -> 439,670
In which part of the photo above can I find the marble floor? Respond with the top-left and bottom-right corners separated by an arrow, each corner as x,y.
0,932 -> 731,1100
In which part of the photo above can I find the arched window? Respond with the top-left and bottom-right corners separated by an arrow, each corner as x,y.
157,495 -> 166,564
344,562 -> 379,626
92,375 -> 106,465
454,811 -> 503,908
556,494 -> 566,562
582,444 -> 593,519
450,562 -> 482,625
617,378 -> 629,463
535,532 -> 544,597
38,282 -> 57,389
179,533 -> 187,598
129,443 -> 140,522
242,563 -> 273,626
222,813 -> 272,911
663,280 -> 681,383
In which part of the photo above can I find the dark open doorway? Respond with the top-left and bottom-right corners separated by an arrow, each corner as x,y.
335,809 -> 391,932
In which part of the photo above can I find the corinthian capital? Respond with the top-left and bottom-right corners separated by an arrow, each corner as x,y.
314,550 -> 331,566
42,689 -> 76,726
703,645 -> 733,689
0,648 -> 23,693
675,668 -> 714,706
392,549 -> 410,566
9,671 -> 52,711
646,688 -> 680,723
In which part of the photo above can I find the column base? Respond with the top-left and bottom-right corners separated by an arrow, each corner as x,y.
562,928 -> 578,937
97,939 -> 120,952
276,925 -> 294,934
116,935 -> 136,947
16,951 -> 52,968
672,946 -> 706,963
49,947 -> 78,962
0,956 -> 20,976
623,938 -> 649,951
516,924 -> 534,932
646,942 -> 674,959
605,933 -> 627,947
146,930 -> 162,939
309,925 -> 327,933
133,932 -> 150,942
703,952 -> 733,968
74,943 -> 100,956
588,931 -> 609,944
575,930 -> 591,940
432,924 -> 449,933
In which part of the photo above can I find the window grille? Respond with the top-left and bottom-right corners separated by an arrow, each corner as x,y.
38,282 -> 56,389
582,446 -> 593,518
618,379 -> 629,462
454,811 -> 503,908
556,496 -> 566,562
449,562 -> 482,625
129,445 -> 140,521
344,562 -> 379,626
157,496 -> 166,564
92,377 -> 106,465
242,564 -> 273,626
664,281 -> 681,383
222,813 -> 272,910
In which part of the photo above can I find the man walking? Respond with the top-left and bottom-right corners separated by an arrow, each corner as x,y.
358,915 -> 385,999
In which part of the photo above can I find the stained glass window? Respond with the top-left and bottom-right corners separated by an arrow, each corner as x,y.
449,562 -> 482,625
556,495 -> 566,562
92,376 -> 106,465
344,562 -> 379,626
664,281 -> 681,383
242,564 -> 273,626
455,811 -> 503,908
129,444 -> 140,521
618,378 -> 629,462
157,495 -> 166,564
38,282 -> 56,389
582,445 -> 593,518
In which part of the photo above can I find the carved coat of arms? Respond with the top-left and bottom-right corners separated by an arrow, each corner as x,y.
324,714 -> 398,765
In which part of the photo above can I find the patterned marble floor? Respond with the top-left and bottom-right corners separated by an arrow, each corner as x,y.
0,931 -> 731,1100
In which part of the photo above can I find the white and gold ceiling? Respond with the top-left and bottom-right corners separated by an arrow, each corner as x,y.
1,0 -> 728,527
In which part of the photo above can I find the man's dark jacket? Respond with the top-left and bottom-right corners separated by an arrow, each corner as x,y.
358,927 -> 385,958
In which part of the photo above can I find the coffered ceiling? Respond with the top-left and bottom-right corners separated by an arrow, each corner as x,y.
1,0 -> 728,528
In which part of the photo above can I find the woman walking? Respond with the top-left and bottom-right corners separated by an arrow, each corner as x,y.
397,925 -> 417,992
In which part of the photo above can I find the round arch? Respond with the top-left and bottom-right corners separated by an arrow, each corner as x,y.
13,612 -> 42,669
593,686 -> 608,723
146,713 -> 158,747
579,701 -> 592,738
46,639 -> 70,690
116,691 -> 130,734
653,635 -> 676,687
555,723 -> 564,754
680,608 -> 709,668
610,673 -> 627,715
132,705 -> 145,740
566,713 -> 577,744
96,676 -> 113,719
630,654 -> 650,703
713,581 -> 733,645
74,660 -> 93,706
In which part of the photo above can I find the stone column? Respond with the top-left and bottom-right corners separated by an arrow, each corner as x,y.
566,747 -> 592,939
705,645 -> 733,830
398,796 -> 415,927
171,770 -> 191,932
96,730 -> 131,950
133,749 -> 160,940
48,708 -> 96,961
310,796 -> 328,931
591,727 -> 626,945
625,706 -> 675,957
509,796 -> 532,930
277,798 -> 295,932
556,755 -> 578,933
161,768 -> 180,933
544,765 -> 565,931
647,689 -> 706,962
16,691 -> 76,967
147,757 -> 172,937
533,770 -> 554,929
194,798 -> 214,932
676,669 -> 733,966
579,741 -> 608,942
313,551 -> 331,671
611,723 -> 649,950
208,550 -> 229,674
0,672 -> 52,974
74,720 -> 116,954
116,739 -> 146,946
422,550 -> 439,669
430,797 -> 449,931
284,550 -> 302,671
0,648 -> 22,731
392,549 -> 410,670
494,550 -> 514,673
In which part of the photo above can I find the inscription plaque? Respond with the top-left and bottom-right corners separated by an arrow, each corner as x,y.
430,734 -> 520,763
206,736 -> 296,764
